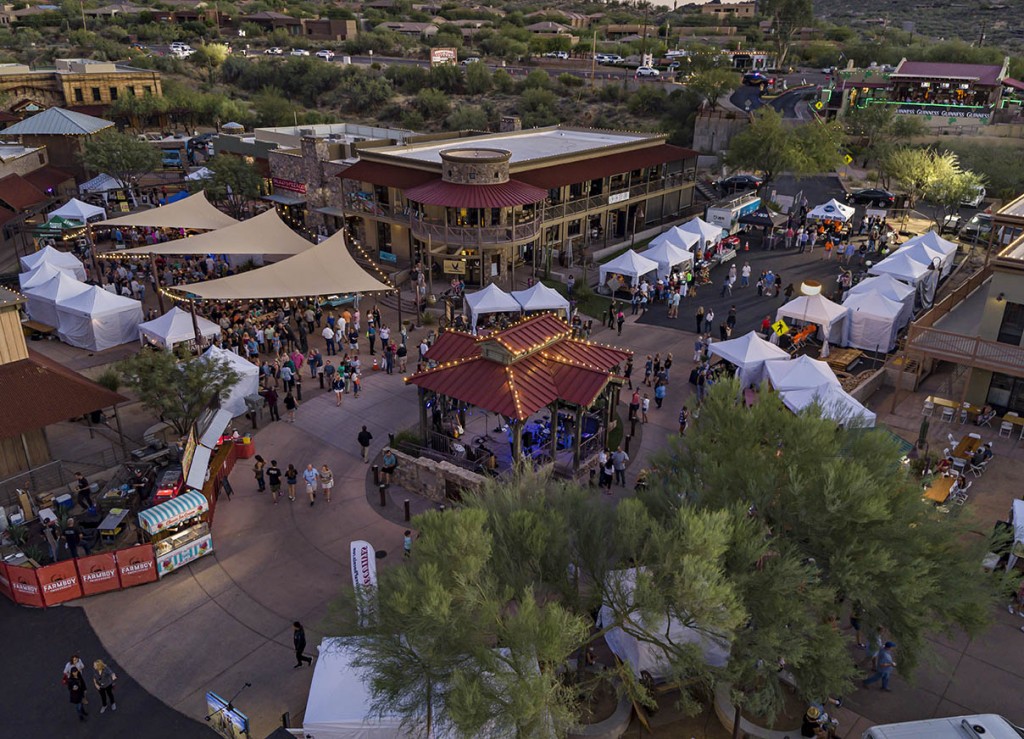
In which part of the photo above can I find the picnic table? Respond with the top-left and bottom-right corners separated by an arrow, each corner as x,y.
1002,414 -> 1024,440
923,477 -> 954,504
953,436 -> 983,459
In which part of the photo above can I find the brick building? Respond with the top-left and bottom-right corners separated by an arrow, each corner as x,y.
0,59 -> 162,117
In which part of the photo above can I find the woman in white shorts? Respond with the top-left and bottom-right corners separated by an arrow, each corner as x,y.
320,464 -> 334,503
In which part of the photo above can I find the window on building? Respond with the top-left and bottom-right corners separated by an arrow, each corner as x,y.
997,301 -> 1024,345
567,219 -> 582,237
590,178 -> 603,196
109,87 -> 118,100
91,87 -> 101,102
987,372 -> 1024,413
144,86 -> 152,95
128,86 -> 136,97
74,88 -> 84,102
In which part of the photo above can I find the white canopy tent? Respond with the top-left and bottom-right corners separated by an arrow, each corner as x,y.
95,191 -> 237,231
24,272 -> 90,327
776,294 -> 850,344
779,383 -> 877,427
647,225 -> 700,253
511,282 -> 570,317
902,230 -> 958,258
170,230 -> 391,301
597,568 -> 731,679
868,250 -> 933,286
464,283 -> 521,331
895,240 -> 953,278
708,330 -> 791,388
765,354 -> 841,392
79,173 -> 125,195
643,240 -> 694,279
138,306 -> 220,349
19,261 -> 74,291
202,345 -> 260,417
56,285 -> 144,351
679,216 -> 724,249
842,291 -> 905,352
49,198 -> 106,224
20,244 -> 87,280
184,167 -> 213,182
598,249 -> 659,289
846,274 -> 915,327
807,198 -> 855,222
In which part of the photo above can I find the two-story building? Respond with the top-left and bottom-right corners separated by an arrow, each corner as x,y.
700,1 -> 757,19
339,124 -> 697,285
0,59 -> 162,117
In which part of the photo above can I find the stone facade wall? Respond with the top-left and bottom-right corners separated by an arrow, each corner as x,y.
439,149 -> 510,184
389,449 -> 487,502
268,137 -> 348,232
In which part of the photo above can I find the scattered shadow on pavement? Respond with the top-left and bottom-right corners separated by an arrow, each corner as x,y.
0,597 -> 214,738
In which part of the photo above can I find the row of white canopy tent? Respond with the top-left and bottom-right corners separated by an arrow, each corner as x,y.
708,331 -> 876,426
20,245 -> 87,282
21,271 -> 143,350
865,230 -> 959,309
464,282 -> 571,331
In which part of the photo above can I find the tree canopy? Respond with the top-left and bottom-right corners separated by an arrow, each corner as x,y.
81,131 -> 161,204
193,154 -> 263,220
726,108 -> 844,188
688,68 -> 740,110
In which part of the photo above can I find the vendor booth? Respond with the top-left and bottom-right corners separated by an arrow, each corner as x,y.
647,225 -> 700,253
779,384 -> 877,427
79,173 -> 125,196
19,261 -> 74,291
841,291 -> 905,352
895,240 -> 953,278
868,250 -> 938,307
511,282 -> 570,318
55,284 -> 144,351
464,283 -> 521,332
598,249 -> 659,290
807,198 -> 855,222
846,274 -> 915,327
643,240 -> 694,280
776,294 -> 850,345
708,330 -> 790,389
202,345 -> 260,417
49,198 -> 106,225
138,306 -> 220,350
738,206 -> 788,229
678,216 -> 724,250
20,244 -> 88,281
901,230 -> 958,260
765,354 -> 840,392
597,568 -> 730,679
138,490 -> 213,578
24,272 -> 90,328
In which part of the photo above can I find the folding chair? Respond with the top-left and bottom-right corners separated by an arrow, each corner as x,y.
952,456 -> 968,472
970,461 -> 987,478
1000,412 -> 1019,439
940,406 -> 955,423
922,400 -> 935,417
958,402 -> 970,425
968,432 -> 982,441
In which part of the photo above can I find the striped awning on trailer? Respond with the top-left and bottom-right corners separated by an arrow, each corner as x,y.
138,490 -> 209,535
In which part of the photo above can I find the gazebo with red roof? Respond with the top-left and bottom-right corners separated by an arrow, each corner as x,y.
406,314 -> 631,471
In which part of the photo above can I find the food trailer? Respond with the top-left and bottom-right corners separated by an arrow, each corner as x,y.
138,490 -> 213,578
705,192 -> 762,236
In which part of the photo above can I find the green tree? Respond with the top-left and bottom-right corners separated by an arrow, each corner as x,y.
116,349 -> 240,436
445,105 -> 489,131
688,68 -> 740,110
520,68 -> 550,90
80,131 -> 160,205
492,68 -> 516,94
726,108 -> 843,190
879,147 -> 964,209
845,106 -> 925,167
190,42 -> 230,83
464,61 -> 492,95
252,86 -> 293,127
414,87 -> 449,119
758,0 -> 813,69
194,154 -> 262,220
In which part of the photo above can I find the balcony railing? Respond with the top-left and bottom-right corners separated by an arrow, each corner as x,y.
410,217 -> 543,247
905,325 -> 1024,377
540,172 -> 692,222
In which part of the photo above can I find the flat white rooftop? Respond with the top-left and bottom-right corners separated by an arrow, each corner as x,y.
378,127 -> 656,165
0,144 -> 41,162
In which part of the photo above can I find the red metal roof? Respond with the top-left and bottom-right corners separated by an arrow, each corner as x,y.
0,351 -> 127,440
340,159 -> 437,190
404,178 -> 547,208
1003,77 -> 1024,91
408,314 -> 632,419
891,60 -> 1004,86
516,143 -> 697,190
0,173 -> 48,211
24,166 -> 75,194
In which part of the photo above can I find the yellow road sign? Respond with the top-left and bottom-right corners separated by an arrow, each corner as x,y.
772,319 -> 790,337
814,101 -> 824,110
843,154 -> 853,165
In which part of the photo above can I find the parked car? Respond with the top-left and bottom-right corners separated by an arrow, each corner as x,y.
636,66 -> 660,78
543,51 -> 569,59
667,61 -> 682,71
461,57 -> 481,65
594,54 -> 624,65
315,49 -> 335,60
290,48 -> 310,56
264,47 -> 284,55
962,184 -> 986,208
169,42 -> 191,52
959,212 -> 993,242
713,174 -> 763,193
846,188 -> 896,207
742,71 -> 774,86
939,214 -> 962,235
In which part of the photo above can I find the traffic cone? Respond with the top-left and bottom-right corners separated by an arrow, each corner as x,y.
744,241 -> 750,251
372,358 -> 380,371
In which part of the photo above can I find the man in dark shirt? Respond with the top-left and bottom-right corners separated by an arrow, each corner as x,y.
262,387 -> 280,422
266,460 -> 283,503
75,472 -> 94,511
292,622 -> 313,667
63,518 -> 88,559
357,426 -> 373,463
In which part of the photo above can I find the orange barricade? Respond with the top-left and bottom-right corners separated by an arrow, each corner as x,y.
115,545 -> 158,588
0,561 -> 13,602
38,559 -> 84,606
8,565 -> 45,607
77,552 -> 121,596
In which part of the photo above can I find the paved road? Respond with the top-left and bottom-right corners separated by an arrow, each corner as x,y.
0,598 -> 213,738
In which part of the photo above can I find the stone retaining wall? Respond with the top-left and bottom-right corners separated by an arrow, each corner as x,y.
389,449 -> 486,503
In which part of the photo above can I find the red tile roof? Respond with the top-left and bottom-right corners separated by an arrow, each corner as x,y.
516,143 -> 697,190
0,205 -> 18,226
408,314 -> 631,419
340,159 -> 437,190
0,173 -> 49,211
891,60 -> 1004,86
24,166 -> 75,194
0,351 -> 127,440
404,178 -> 547,208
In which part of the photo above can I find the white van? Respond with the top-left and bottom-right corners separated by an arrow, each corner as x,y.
962,185 -> 986,208
863,714 -> 1024,739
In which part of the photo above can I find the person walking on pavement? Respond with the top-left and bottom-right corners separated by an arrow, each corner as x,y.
285,464 -> 298,502
284,390 -> 298,423
263,386 -> 280,422
67,666 -> 89,721
320,465 -> 334,503
322,325 -> 336,356
704,308 -> 715,334
92,659 -> 117,713
679,406 -> 690,436
64,653 -> 86,679
253,455 -> 266,492
695,306 -> 704,334
404,530 -> 413,558
293,622 -> 313,668
611,446 -> 628,487
267,460 -> 282,503
357,426 -> 373,463
367,323 -> 377,355
303,464 -> 320,507
862,642 -> 897,691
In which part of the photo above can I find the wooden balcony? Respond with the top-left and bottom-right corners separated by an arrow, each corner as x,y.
410,217 -> 542,247
905,325 -> 1024,377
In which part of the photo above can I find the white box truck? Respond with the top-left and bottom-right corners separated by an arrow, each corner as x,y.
863,714 -> 1024,739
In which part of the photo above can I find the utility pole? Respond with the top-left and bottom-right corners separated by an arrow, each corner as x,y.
590,31 -> 597,88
